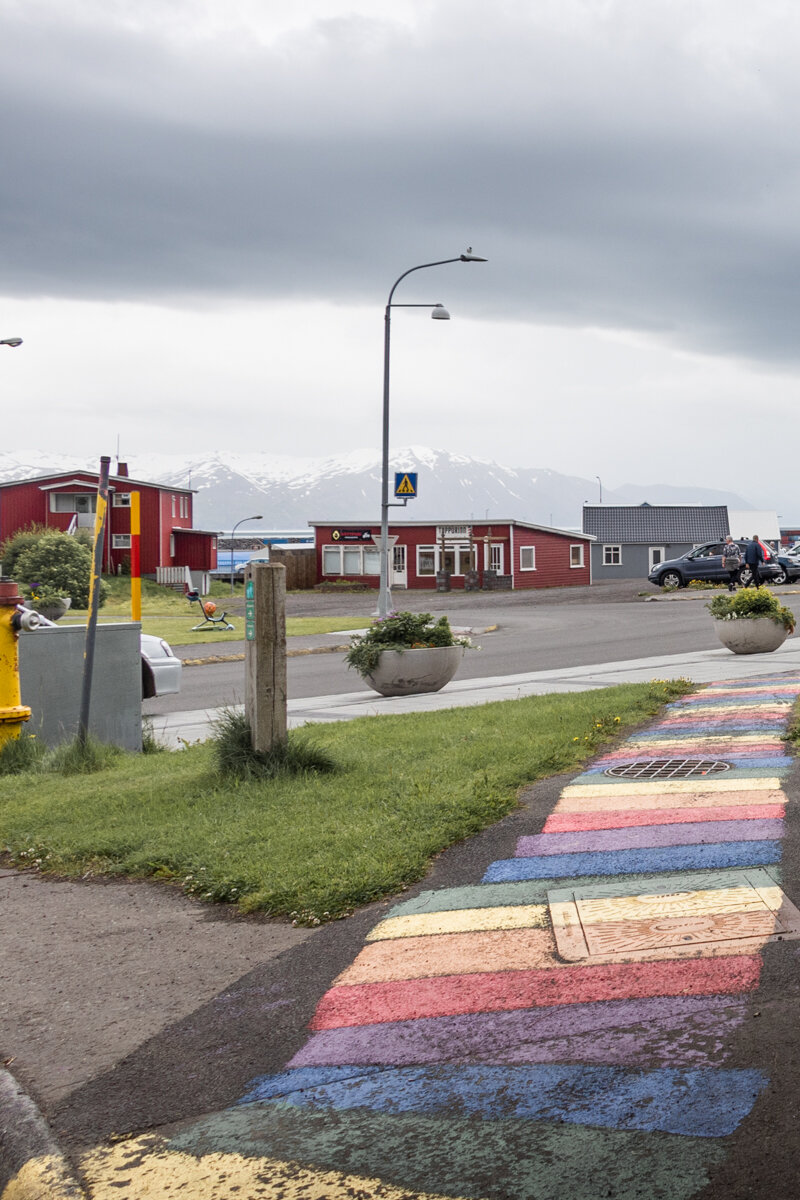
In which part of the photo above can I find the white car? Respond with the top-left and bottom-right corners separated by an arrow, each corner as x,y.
141,634 -> 182,698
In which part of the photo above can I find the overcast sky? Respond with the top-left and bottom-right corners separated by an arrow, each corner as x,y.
3,0 -> 800,511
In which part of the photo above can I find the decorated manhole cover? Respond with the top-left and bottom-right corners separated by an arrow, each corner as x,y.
604,758 -> 731,780
549,868 -> 800,962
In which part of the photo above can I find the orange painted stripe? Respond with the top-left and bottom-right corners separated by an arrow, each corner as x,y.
543,804 -> 786,832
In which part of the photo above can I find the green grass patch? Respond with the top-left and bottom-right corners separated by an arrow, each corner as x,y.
0,679 -> 692,922
60,577 -> 370,645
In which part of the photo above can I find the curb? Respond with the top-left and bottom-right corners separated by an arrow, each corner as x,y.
182,625 -> 499,667
0,1068 -> 86,1199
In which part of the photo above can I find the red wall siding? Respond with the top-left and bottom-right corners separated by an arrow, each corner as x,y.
510,528 -> 592,589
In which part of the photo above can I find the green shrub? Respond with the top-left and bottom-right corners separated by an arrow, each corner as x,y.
707,586 -> 796,632
0,524 -> 48,580
14,531 -> 107,609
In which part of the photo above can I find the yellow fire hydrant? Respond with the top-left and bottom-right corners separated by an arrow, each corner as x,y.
0,580 -> 33,747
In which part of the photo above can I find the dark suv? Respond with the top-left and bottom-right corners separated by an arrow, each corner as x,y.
648,540 -> 781,589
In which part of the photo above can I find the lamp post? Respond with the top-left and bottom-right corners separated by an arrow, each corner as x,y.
230,515 -> 263,594
596,476 -> 602,504
377,252 -> 487,618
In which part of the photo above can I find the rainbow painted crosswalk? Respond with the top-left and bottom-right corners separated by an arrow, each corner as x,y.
78,677 -> 800,1200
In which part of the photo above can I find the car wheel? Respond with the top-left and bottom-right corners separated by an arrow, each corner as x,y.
772,567 -> 788,585
739,567 -> 752,587
660,570 -> 683,589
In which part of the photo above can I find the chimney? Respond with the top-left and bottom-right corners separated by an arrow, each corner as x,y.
117,462 -> 129,477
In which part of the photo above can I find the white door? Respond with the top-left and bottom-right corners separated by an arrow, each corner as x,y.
649,547 -> 665,571
392,544 -> 407,587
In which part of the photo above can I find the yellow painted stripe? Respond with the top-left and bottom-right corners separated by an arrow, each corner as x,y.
78,1141 -> 460,1200
366,904 -> 548,942
628,734 -> 783,746
1,1154 -> 81,1200
555,789 -> 786,812
561,776 -> 783,798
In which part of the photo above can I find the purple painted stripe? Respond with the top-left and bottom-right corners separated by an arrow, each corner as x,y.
515,818 -> 784,856
288,994 -> 749,1070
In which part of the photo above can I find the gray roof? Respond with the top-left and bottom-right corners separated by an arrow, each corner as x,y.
582,504 -> 729,543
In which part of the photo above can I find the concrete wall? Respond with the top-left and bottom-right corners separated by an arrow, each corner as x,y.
18,623 -> 142,751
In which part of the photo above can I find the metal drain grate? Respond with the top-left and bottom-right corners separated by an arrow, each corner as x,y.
604,758 -> 732,780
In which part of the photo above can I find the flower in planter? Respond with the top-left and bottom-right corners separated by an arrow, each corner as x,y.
345,611 -> 472,678
706,586 -> 796,633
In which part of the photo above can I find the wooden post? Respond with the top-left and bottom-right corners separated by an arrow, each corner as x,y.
245,563 -> 287,753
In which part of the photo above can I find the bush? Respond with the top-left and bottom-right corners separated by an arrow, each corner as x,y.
211,709 -> 336,781
0,524 -> 48,580
13,531 -> 107,609
707,586 -> 796,633
345,611 -> 470,678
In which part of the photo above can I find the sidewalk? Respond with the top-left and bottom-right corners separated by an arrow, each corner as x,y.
3,651 -> 800,1198
151,636 -> 800,746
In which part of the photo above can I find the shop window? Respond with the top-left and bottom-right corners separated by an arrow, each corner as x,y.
570,544 -> 584,568
520,546 -> 536,571
323,547 -> 341,575
418,547 -> 436,575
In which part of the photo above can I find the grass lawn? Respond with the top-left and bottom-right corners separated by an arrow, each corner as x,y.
0,680 -> 691,922
59,576 -> 371,645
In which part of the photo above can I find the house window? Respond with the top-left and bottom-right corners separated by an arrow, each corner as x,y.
520,546 -> 536,571
489,544 -> 503,572
418,547 -> 437,576
111,534 -> 131,549
179,496 -> 189,519
570,544 -> 585,568
171,495 -> 177,518
322,545 -> 381,576
603,544 -> 622,566
50,493 -> 95,513
113,493 -> 131,508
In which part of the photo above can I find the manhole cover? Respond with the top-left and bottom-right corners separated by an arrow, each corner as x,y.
605,758 -> 731,780
549,868 -> 800,962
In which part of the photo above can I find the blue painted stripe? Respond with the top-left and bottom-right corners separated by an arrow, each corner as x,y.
667,695 -> 796,706
239,1065 -> 384,1104
482,840 -> 781,881
583,757 -> 791,774
256,1063 -> 767,1138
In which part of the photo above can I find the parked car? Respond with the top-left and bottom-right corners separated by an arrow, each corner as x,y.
648,540 -> 782,589
772,551 -> 800,586
140,633 -> 182,698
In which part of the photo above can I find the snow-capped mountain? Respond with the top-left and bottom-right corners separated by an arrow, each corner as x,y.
0,447 -> 753,532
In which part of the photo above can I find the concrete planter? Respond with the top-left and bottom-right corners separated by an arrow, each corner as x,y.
364,645 -> 465,697
713,617 -> 789,655
33,597 -> 71,622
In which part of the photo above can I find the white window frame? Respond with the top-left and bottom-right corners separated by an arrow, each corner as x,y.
111,534 -> 131,549
570,544 -> 585,568
113,493 -> 131,508
321,544 -> 380,576
603,544 -> 622,566
417,545 -> 437,576
520,545 -> 536,571
489,544 -> 504,573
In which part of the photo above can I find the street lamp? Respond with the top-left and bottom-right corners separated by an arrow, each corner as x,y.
230,515 -> 263,594
0,338 -> 22,348
596,476 -> 602,504
377,252 -> 487,618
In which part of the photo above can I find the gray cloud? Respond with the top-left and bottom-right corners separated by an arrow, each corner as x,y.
3,1 -> 800,367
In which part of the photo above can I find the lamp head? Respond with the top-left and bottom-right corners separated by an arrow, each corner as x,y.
0,337 -> 23,348
460,248 -> 487,262
431,304 -> 451,320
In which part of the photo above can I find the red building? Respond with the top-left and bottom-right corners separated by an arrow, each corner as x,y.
310,520 -> 592,590
0,465 -> 217,579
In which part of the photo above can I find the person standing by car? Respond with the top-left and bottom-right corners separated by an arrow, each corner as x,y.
722,535 -> 743,591
743,535 -> 763,588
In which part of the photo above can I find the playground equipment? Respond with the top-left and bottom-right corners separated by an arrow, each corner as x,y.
186,589 -> 234,631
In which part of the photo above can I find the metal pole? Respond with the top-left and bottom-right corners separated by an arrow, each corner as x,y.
78,455 -> 111,747
376,254 -> 486,619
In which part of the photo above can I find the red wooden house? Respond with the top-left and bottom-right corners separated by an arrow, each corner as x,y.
310,519 -> 592,590
0,464 -> 217,579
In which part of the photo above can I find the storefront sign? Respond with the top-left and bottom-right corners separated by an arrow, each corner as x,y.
331,529 -> 372,542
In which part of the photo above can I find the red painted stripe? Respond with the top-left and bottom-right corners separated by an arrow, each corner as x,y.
311,956 -> 761,1030
543,805 -> 785,832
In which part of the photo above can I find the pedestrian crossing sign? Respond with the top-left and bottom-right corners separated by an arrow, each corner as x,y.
394,472 -> 418,498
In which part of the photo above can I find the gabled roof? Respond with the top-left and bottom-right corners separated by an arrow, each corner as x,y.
582,504 -> 729,543
0,471 -> 195,494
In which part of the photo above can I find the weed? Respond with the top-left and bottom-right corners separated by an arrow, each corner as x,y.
211,709 -> 336,781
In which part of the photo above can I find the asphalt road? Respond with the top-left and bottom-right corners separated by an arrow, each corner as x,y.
144,583 -> 800,714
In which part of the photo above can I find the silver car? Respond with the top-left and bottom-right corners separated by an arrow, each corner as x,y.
140,634 -> 182,698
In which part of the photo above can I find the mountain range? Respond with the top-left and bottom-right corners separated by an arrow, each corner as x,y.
0,447 -> 755,533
